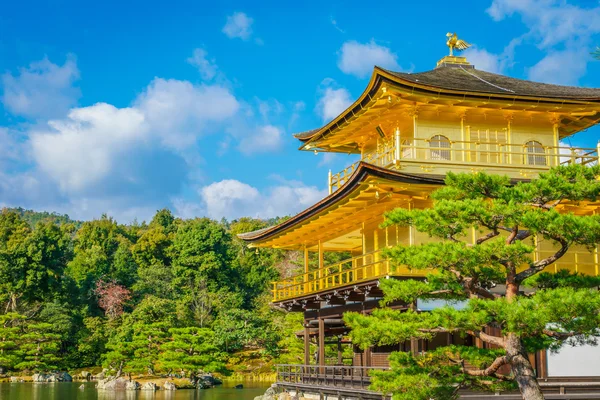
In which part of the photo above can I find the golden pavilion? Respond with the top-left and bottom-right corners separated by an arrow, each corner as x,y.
239,37 -> 600,398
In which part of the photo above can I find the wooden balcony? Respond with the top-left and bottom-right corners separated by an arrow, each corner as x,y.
275,364 -> 389,399
329,137 -> 599,193
271,249 -> 426,302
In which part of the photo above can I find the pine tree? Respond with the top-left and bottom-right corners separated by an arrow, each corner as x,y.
0,313 -> 25,372
345,165 -> 600,400
127,321 -> 170,374
14,322 -> 61,372
158,327 -> 226,376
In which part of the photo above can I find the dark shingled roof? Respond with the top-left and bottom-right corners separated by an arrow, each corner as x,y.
382,66 -> 600,100
293,128 -> 320,140
293,63 -> 600,142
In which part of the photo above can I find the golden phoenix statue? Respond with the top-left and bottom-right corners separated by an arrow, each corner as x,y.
446,32 -> 471,56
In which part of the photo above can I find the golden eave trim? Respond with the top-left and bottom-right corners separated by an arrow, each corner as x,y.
237,163 -> 447,244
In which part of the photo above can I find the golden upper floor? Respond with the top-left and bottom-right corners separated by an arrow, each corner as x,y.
295,58 -> 600,189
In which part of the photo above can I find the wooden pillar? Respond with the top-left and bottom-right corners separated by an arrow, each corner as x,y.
337,337 -> 343,365
536,350 -> 548,379
303,247 -> 309,294
304,323 -> 311,366
364,346 -> 372,367
460,114 -> 466,162
318,240 -> 324,289
318,318 -> 325,369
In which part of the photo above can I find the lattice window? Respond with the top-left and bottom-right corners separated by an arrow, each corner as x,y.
430,135 -> 451,160
469,129 -> 508,164
526,140 -> 547,166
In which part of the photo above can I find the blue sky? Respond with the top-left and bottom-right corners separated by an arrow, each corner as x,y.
1,0 -> 600,222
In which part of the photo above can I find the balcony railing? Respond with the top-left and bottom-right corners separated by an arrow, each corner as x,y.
276,364 -> 389,392
328,136 -> 599,193
272,249 -> 425,302
272,247 -> 600,302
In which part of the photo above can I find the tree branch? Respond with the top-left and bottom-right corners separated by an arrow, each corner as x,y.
466,330 -> 506,348
476,230 -> 499,245
498,226 -> 531,241
542,329 -> 578,340
516,238 -> 569,282
464,355 -> 510,377
473,287 -> 499,300
418,328 -> 506,348
506,225 -> 519,245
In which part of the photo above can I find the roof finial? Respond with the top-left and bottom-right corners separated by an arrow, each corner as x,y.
446,32 -> 471,56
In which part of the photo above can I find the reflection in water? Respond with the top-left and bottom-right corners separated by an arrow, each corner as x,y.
0,382 -> 269,400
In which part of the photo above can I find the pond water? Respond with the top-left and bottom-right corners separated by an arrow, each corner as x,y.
0,381 -> 270,400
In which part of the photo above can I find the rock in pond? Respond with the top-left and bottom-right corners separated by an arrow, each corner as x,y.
254,385 -> 278,400
126,380 -> 141,390
56,372 -> 72,382
235,384 -> 243,389
96,377 -> 131,390
32,372 -> 71,383
163,380 -> 177,390
80,371 -> 92,380
141,382 -> 159,391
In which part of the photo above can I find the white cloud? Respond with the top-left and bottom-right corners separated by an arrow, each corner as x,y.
487,0 -> 600,48
187,48 -> 218,80
1,50 -> 302,222
463,47 -> 507,74
2,55 -> 80,119
199,179 -> 326,220
29,77 -> 240,194
337,40 -> 401,78
485,0 -> 600,84
316,79 -> 352,122
528,49 -> 588,85
0,128 -> 26,168
134,78 -> 239,152
222,12 -> 254,41
30,103 -> 148,192
318,152 -> 337,167
238,125 -> 284,155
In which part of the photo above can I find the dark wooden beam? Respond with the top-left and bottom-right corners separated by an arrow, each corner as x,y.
318,318 -> 325,369
304,324 -> 311,366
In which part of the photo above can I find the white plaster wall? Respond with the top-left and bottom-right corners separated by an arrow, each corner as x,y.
547,344 -> 600,377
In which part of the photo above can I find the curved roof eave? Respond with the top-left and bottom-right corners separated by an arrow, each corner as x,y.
296,66 -> 600,147
236,162 -> 445,243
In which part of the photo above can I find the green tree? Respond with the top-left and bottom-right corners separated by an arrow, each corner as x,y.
345,165 -> 600,400
77,317 -> 109,367
127,321 -> 170,374
67,216 -> 137,311
0,211 -> 71,312
231,218 -> 283,305
171,218 -> 237,325
15,322 -> 61,372
158,327 -> 226,376
103,296 -> 177,374
131,213 -> 175,298
0,313 -> 25,372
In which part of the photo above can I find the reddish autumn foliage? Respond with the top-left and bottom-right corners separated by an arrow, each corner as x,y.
94,280 -> 131,319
